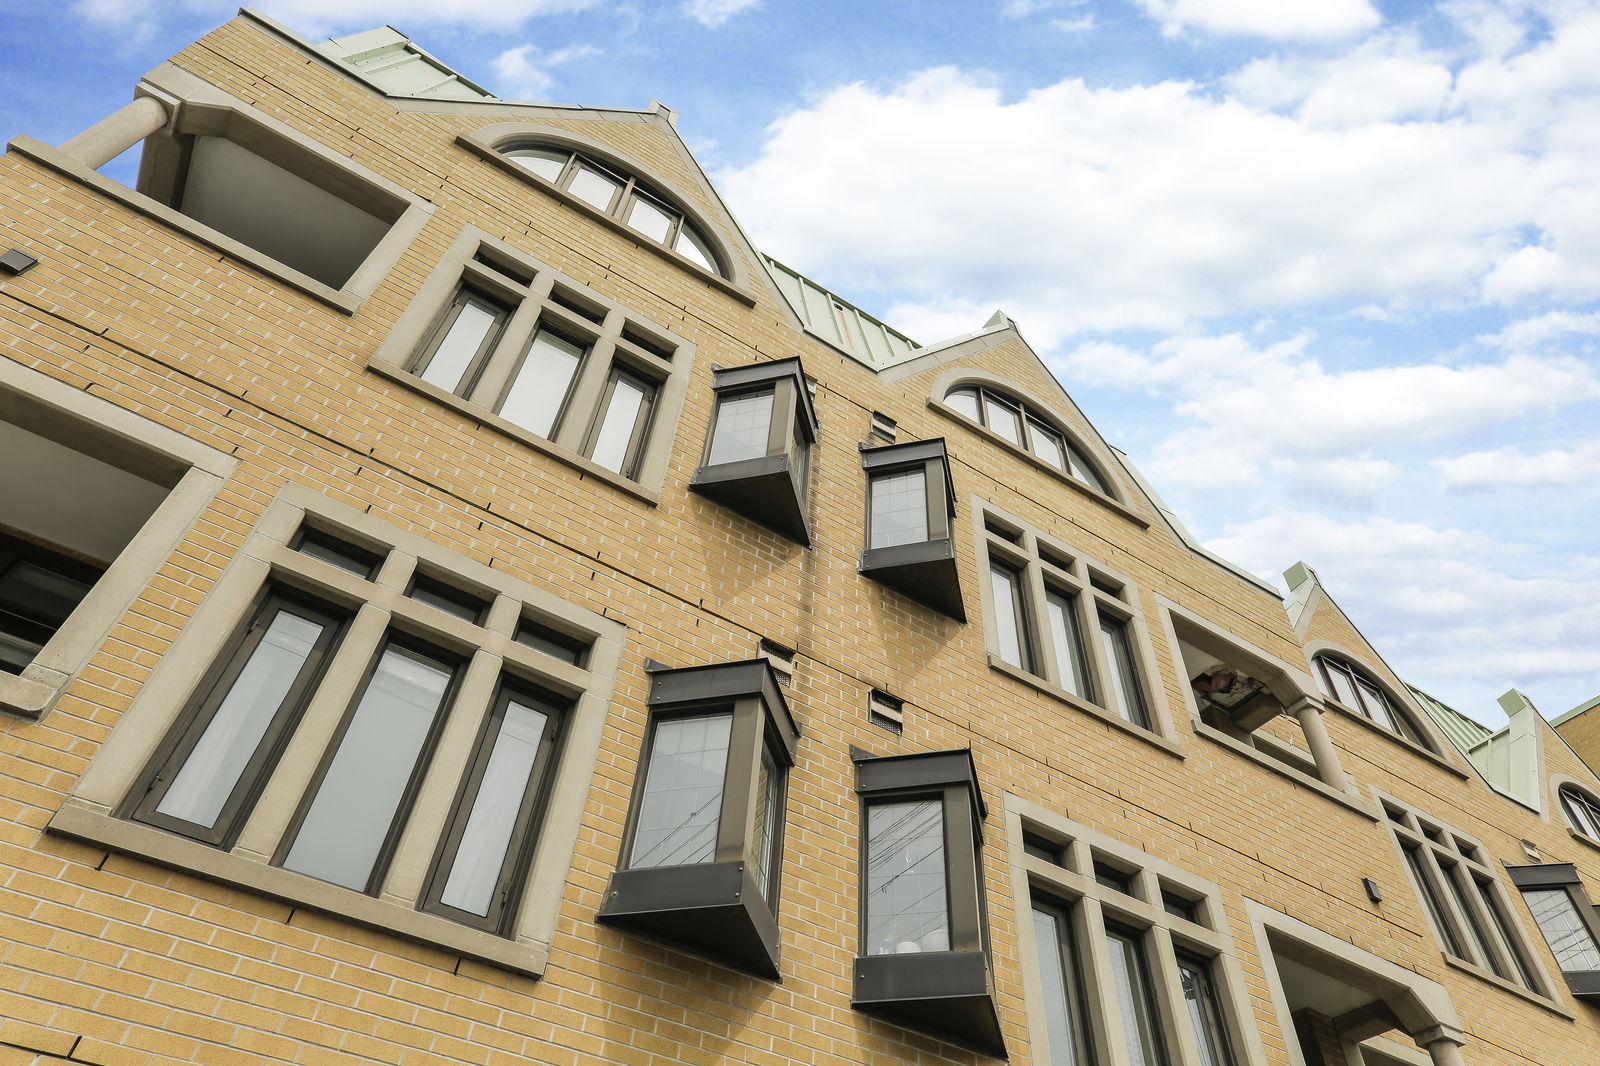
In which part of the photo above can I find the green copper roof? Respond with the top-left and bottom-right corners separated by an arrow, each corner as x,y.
312,27 -> 497,101
1408,684 -> 1495,752
763,256 -> 920,370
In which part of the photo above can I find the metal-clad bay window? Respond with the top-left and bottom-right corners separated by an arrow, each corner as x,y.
1507,863 -> 1600,1001
859,439 -> 966,622
852,747 -> 1003,1058
690,357 -> 818,544
598,659 -> 799,979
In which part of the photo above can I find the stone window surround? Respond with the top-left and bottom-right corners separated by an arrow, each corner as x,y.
1301,639 -> 1461,773
1242,898 -> 1469,1066
455,121 -> 756,305
1377,790 -> 1566,1012
925,367 -> 1148,527
0,357 -> 236,719
8,62 -> 432,316
974,504 -> 1181,756
1002,792 -> 1269,1066
366,225 -> 695,504
1550,774 -> 1600,852
47,482 -> 627,978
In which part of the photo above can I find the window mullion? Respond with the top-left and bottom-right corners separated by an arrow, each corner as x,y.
716,697 -> 762,863
1073,895 -> 1121,1066
1079,592 -> 1116,711
232,601 -> 392,860
1022,560 -> 1058,685
1146,925 -> 1198,1066
378,647 -> 505,904
1419,847 -> 1480,964
556,337 -> 616,451
465,299 -> 541,410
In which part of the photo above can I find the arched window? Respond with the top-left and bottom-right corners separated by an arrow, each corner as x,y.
1312,654 -> 1427,747
1560,784 -> 1600,841
502,144 -> 724,276
944,385 -> 1109,495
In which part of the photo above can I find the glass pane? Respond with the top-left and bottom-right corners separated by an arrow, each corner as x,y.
1442,863 -> 1503,975
281,643 -> 454,891
1031,905 -> 1087,1066
868,468 -> 928,549
1107,928 -> 1166,1066
506,146 -> 568,181
989,563 -> 1026,669
155,610 -> 326,829
0,560 -> 93,629
629,713 -> 732,868
1046,589 -> 1090,699
589,372 -> 654,474
984,395 -> 1022,444
1564,791 -> 1600,839
568,165 -> 619,211
1099,615 -> 1148,725
748,744 -> 782,903
789,415 -> 811,490
1066,442 -> 1110,493
1178,956 -> 1233,1066
674,225 -> 716,272
408,578 -> 485,623
626,196 -> 674,242
1354,678 -> 1402,734
1326,662 -> 1360,711
1525,888 -> 1600,970
514,619 -> 588,665
0,631 -> 38,673
1479,877 -> 1539,987
865,799 -> 949,955
295,532 -> 378,577
439,697 -> 550,916
1403,846 -> 1465,957
1028,419 -> 1067,470
707,388 -> 774,466
946,387 -> 980,420
418,296 -> 500,394
498,328 -> 585,438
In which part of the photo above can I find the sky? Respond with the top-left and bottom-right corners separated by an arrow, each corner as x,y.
3,0 -> 1598,728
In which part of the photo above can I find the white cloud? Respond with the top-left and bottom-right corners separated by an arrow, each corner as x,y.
682,0 -> 760,28
72,0 -> 605,33
1133,0 -> 1381,41
491,43 -> 601,99
1436,443 -> 1600,488
1479,310 -> 1600,351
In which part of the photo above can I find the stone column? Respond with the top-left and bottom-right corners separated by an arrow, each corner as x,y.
1412,1025 -> 1467,1066
1289,696 -> 1346,789
61,96 -> 169,170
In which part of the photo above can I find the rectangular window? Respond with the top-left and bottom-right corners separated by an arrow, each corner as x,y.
990,561 -> 1031,671
865,798 -> 951,954
1106,926 -> 1167,1066
0,531 -> 105,675
707,388 -> 776,467
1031,899 -> 1093,1066
413,289 -> 509,394
869,468 -> 928,549
859,440 -> 965,621
1099,614 -> 1150,727
628,712 -> 734,869
1525,889 -> 1600,970
1177,953 -> 1235,1066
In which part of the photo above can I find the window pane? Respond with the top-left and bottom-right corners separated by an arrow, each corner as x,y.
1106,928 -> 1166,1066
514,618 -> 589,666
418,295 -> 501,394
1066,443 -> 1110,494
707,388 -> 774,466
629,713 -> 732,868
984,395 -> 1022,444
1442,862 -> 1503,975
1479,877 -> 1539,987
1046,589 -> 1091,699
1099,615 -> 1148,726
1354,677 -> 1403,734
155,609 -> 327,829
439,697 -> 551,916
281,643 -> 454,891
568,165 -> 619,211
1325,662 -> 1360,711
946,387 -> 980,420
1178,956 -> 1233,1066
1525,888 -> 1600,971
499,327 -> 585,438
589,371 -> 654,475
1403,846 -> 1465,958
1563,791 -> 1600,839
989,562 -> 1027,669
865,799 -> 949,955
506,146 -> 568,181
869,468 -> 928,549
294,531 -> 379,577
1028,418 -> 1067,470
674,225 -> 716,272
408,577 -> 486,623
1031,904 -> 1089,1066
626,196 -> 674,242
748,744 -> 782,904
0,631 -> 37,674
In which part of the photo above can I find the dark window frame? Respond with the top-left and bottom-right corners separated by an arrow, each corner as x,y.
1313,653 -> 1428,748
944,383 -> 1111,495
1508,862 -> 1600,1001
1560,784 -> 1600,842
859,439 -> 966,622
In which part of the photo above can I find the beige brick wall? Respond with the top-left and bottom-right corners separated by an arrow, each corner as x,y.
0,14 -> 1597,1066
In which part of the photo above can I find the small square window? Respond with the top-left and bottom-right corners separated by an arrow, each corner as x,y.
292,527 -> 383,578
408,574 -> 489,624
514,617 -> 589,667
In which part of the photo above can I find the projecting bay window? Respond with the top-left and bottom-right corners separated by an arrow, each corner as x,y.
1507,863 -> 1600,1001
598,659 -> 799,979
369,228 -> 694,496
50,486 -> 625,976
859,439 -> 966,621
852,748 -> 1003,1057
690,358 -> 818,544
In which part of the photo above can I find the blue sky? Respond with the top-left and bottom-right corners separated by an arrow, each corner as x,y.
4,0 -> 1598,727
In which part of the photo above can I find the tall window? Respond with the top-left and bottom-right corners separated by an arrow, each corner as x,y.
1507,862 -> 1600,1001
1014,811 -> 1243,1066
859,440 -> 966,622
1384,800 -> 1548,995
981,516 -> 1155,732
944,384 -> 1110,495
1312,654 -> 1427,747
500,143 -> 725,276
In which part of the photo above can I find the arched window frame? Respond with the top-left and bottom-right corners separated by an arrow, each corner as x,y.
455,122 -> 745,292
1557,780 -> 1600,844
1308,649 -> 1436,753
927,370 -> 1127,509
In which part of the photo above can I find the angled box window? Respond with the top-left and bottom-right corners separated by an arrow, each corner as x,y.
50,486 -> 625,976
368,227 -> 694,499
852,748 -> 1003,1058
690,358 -> 818,544
1507,863 -> 1600,1001
598,659 -> 799,979
859,439 -> 966,622
0,358 -> 235,719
